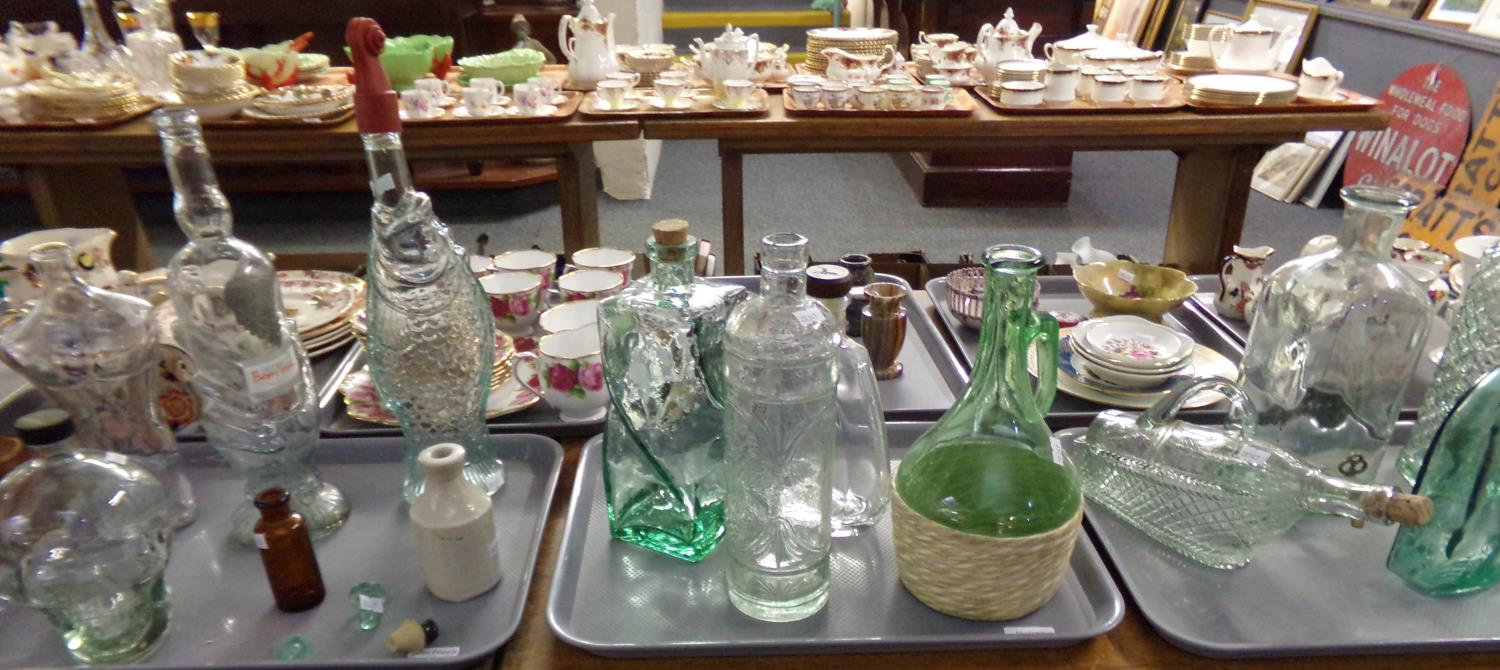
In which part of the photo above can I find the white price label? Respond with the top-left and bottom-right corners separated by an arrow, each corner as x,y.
1051,438 -> 1065,466
104,451 -> 129,465
1239,447 -> 1272,467
241,349 -> 299,401
408,646 -> 460,659
253,533 -> 269,550
1005,626 -> 1055,635
371,173 -> 395,198
794,307 -> 823,328
358,594 -> 384,613
1116,269 -> 1136,284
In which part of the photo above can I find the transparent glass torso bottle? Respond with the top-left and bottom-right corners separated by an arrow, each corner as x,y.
1397,245 -> 1500,484
806,263 -> 891,535
722,233 -> 838,622
158,108 -> 349,545
597,220 -> 745,562
1388,366 -> 1500,596
1239,186 -> 1431,483
121,0 -> 181,99
0,243 -> 196,528
362,131 -> 500,503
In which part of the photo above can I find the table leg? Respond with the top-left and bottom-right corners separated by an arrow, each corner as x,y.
24,165 -> 153,271
720,147 -> 745,275
557,142 -> 600,254
1164,146 -> 1264,274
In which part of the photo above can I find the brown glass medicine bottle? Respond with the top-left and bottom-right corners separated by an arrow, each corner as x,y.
253,487 -> 326,612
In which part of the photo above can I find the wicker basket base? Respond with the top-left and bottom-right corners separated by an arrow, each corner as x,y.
892,485 -> 1082,621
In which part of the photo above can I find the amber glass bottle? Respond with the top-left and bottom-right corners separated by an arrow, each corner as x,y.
253,487 -> 326,612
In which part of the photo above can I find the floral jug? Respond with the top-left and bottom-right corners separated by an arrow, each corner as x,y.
0,228 -> 118,305
558,0 -> 618,90
977,8 -> 1042,73
1215,245 -> 1274,321
822,46 -> 896,84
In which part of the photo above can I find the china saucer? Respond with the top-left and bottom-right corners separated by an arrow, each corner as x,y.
647,96 -> 693,110
711,98 -> 766,112
1296,91 -> 1345,103
1028,328 -> 1238,410
551,94 -> 570,105
398,109 -> 445,121
593,99 -> 639,111
505,105 -> 560,116
452,105 -> 507,118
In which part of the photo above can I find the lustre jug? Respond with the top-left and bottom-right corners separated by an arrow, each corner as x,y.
1215,245 -> 1275,321
822,46 -> 896,84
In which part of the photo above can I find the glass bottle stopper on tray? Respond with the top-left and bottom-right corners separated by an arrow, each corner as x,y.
350,582 -> 389,631
253,487 -> 326,612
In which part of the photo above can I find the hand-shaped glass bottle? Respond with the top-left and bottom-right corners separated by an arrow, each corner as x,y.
1239,187 -> 1431,483
597,220 -> 745,562
158,107 -> 349,545
0,243 -> 196,529
722,233 -> 838,622
350,18 -> 501,503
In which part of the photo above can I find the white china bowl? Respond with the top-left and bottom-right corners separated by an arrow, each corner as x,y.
1072,315 -> 1194,371
1072,353 -> 1180,390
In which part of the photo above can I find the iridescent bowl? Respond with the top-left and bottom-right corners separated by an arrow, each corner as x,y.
1073,260 -> 1197,323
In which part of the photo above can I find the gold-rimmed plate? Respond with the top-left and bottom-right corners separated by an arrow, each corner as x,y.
1027,328 -> 1238,410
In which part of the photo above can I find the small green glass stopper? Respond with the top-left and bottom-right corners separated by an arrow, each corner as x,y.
349,581 -> 388,631
272,635 -> 313,661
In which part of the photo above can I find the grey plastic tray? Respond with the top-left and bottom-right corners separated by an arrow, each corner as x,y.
1064,423 -> 1500,658
924,275 -> 1243,428
1188,292 -> 1250,343
715,274 -> 967,420
316,342 -> 604,438
546,421 -> 1125,658
0,433 -> 563,670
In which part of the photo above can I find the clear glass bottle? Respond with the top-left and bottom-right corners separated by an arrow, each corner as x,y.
411,443 -> 503,601
806,263 -> 891,536
0,243 -> 196,529
121,0 -> 181,99
1240,186 -> 1431,483
1388,367 -> 1500,596
1071,378 -> 1432,570
158,107 -> 349,545
722,233 -> 838,622
351,26 -> 501,503
253,487 -> 326,612
597,220 -> 745,562
66,0 -> 133,77
1397,245 -> 1500,483
0,412 -> 173,665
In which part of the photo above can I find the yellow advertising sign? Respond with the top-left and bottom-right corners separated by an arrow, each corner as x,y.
1449,80 -> 1500,207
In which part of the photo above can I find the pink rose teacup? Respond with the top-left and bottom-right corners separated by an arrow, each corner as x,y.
492,248 -> 557,291
539,299 -> 599,336
557,269 -> 624,302
479,271 -> 543,335
571,247 -> 636,285
513,326 -> 605,421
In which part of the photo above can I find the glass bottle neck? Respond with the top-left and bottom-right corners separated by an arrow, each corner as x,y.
362,133 -> 415,212
966,264 -> 1034,397
160,119 -> 233,240
1300,469 -> 1400,523
32,247 -> 86,295
646,239 -> 695,288
77,0 -> 118,50
1337,187 -> 1417,255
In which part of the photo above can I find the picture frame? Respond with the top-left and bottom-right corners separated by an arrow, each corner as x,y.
1203,9 -> 1243,25
1100,0 -> 1164,44
1424,0 -> 1484,26
1143,0 -> 1185,48
1470,0 -> 1500,36
1159,0 -> 1209,52
1246,0 -> 1319,74
1332,0 -> 1428,21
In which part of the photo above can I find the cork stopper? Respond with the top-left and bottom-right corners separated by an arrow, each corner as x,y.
806,264 -> 853,299
386,619 -> 428,655
652,219 -> 690,245
1385,493 -> 1434,526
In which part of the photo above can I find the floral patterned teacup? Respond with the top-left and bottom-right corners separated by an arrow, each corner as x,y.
557,269 -> 624,302
513,326 -> 605,421
539,299 -> 599,336
571,247 -> 636,285
492,249 -> 557,291
479,271 -> 543,335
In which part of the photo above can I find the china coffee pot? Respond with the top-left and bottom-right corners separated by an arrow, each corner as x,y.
691,24 -> 760,95
1208,20 -> 1277,73
558,0 -> 619,89
977,8 -> 1043,72
822,45 -> 897,84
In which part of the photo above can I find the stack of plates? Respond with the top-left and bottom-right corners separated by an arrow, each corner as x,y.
1068,316 -> 1193,391
245,84 -> 353,120
1184,73 -> 1297,107
339,332 -> 539,426
804,27 -> 898,75
1166,51 -> 1214,73
296,53 -> 331,81
22,73 -> 150,120
278,270 -> 365,357
176,82 -> 262,120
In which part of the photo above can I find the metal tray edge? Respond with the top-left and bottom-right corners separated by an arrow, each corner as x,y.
490,434 -> 567,659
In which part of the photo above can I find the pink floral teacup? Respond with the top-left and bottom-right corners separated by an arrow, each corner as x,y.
571,247 -> 636,285
479,271 -> 543,335
492,248 -> 557,291
557,269 -> 624,302
513,326 -> 605,421
539,299 -> 599,336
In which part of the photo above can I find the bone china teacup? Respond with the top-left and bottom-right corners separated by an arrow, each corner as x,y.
514,326 -> 607,422
557,269 -> 625,302
479,271 -> 543,334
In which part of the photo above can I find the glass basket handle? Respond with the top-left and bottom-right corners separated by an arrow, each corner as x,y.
1139,376 -> 1257,438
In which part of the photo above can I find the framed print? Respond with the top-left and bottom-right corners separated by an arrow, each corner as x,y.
1470,0 -> 1500,36
1332,0 -> 1428,20
1203,9 -> 1243,25
1159,0 -> 1208,51
1101,0 -> 1162,44
1424,0 -> 1484,26
1246,0 -> 1319,73
1143,0 -> 1184,47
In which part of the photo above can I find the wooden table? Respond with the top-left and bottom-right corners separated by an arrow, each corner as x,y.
0,113 -> 639,270
643,100 -> 1388,275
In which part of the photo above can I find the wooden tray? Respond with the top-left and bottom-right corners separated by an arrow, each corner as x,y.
400,90 -> 581,124
974,82 -> 1186,114
202,105 -> 354,128
781,88 -> 977,117
0,102 -> 158,130
1179,71 -> 1380,114
577,88 -> 769,118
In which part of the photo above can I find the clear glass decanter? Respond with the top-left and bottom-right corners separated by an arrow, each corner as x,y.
1071,377 -> 1432,570
806,263 -> 891,535
722,233 -> 838,622
121,0 -> 182,99
64,0 -> 133,77
1398,246 -> 1500,483
351,19 -> 501,503
0,413 -> 174,665
157,108 -> 349,545
0,243 -> 196,529
1239,186 -> 1431,483
597,220 -> 745,562
1388,367 -> 1500,596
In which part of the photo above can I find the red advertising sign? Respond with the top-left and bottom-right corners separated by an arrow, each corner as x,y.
1345,63 -> 1471,190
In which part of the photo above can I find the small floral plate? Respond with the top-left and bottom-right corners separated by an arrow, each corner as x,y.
340,367 -> 538,426
1073,315 -> 1194,371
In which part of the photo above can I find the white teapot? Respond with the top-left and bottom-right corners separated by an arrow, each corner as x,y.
822,46 -> 897,85
692,24 -> 760,95
558,0 -> 619,90
977,8 -> 1043,73
1208,20 -> 1278,73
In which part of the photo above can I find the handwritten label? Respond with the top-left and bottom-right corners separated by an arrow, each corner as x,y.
408,646 -> 460,659
254,533 -> 269,550
1005,626 -> 1055,635
358,594 -> 385,613
241,349 -> 299,401
371,173 -> 395,199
